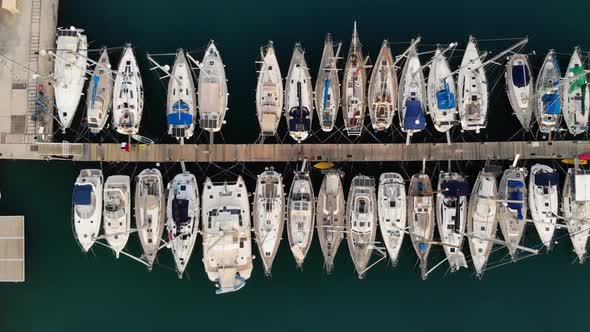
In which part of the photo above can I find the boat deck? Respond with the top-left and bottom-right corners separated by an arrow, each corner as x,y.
0,216 -> 25,282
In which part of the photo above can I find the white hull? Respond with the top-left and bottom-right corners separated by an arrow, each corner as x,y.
529,164 -> 558,249
198,42 -> 228,133
86,48 -> 113,133
497,168 -> 528,260
347,175 -> 377,278
436,172 -> 468,272
113,45 -> 144,135
378,173 -> 406,266
103,175 -> 131,257
505,54 -> 534,130
287,170 -> 315,267
398,42 -> 427,140
167,50 -> 197,139
368,40 -> 397,131
285,44 -> 313,142
458,36 -> 488,133
562,48 -> 589,135
534,50 -> 561,133
316,170 -> 345,273
427,48 -> 458,133
134,169 -> 165,268
342,22 -> 366,136
315,34 -> 340,132
256,42 -> 283,136
73,169 -> 103,252
563,169 -> 590,263
407,173 -> 434,279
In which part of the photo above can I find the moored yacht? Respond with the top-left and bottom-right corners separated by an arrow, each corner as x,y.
458,36 -> 488,133
316,169 -> 345,273
287,164 -> 315,267
534,50 -> 561,133
562,47 -> 589,135
342,22 -> 367,136
407,172 -> 434,279
113,44 -> 144,135
86,47 -> 113,133
202,177 -> 252,294
198,41 -> 228,133
315,34 -> 341,132
347,175 -> 377,278
378,172 -> 406,266
285,44 -> 313,142
562,164 -> 590,263
427,46 -> 459,133
256,41 -> 283,136
166,172 -> 199,278
54,27 -> 88,132
72,169 -> 103,252
167,49 -> 196,140
529,164 -> 559,249
398,41 -> 427,143
497,167 -> 528,260
134,169 -> 165,269
368,40 -> 398,131
103,175 -> 131,258
505,54 -> 534,130
252,169 -> 285,275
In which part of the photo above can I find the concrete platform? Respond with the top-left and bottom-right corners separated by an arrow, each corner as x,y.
0,216 -> 25,282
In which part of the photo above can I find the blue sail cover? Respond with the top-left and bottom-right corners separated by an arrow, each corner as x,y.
436,80 -> 456,110
507,180 -> 524,219
90,75 -> 100,107
542,92 -> 561,115
172,100 -> 190,111
73,184 -> 92,205
167,112 -> 193,126
323,79 -> 331,109
512,65 -> 530,88
442,181 -> 470,197
535,172 -> 559,186
404,99 -> 426,130
288,107 -> 311,131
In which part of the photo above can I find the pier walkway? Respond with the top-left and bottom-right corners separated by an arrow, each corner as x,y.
0,140 -> 587,162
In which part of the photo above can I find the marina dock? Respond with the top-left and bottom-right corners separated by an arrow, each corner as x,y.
0,216 -> 25,282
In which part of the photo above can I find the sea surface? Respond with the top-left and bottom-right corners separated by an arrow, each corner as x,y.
2,0 -> 590,331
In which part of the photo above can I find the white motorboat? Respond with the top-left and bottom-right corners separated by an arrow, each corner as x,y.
505,54 -> 534,130
134,169 -> 165,269
407,172 -> 434,279
86,47 -> 113,133
315,34 -> 341,132
458,36 -> 488,133
167,49 -> 197,139
316,169 -> 345,273
398,41 -> 427,143
285,43 -> 313,142
427,46 -> 459,133
103,175 -> 131,258
378,172 -> 406,266
286,164 -> 315,267
256,41 -> 283,136
347,175 -> 377,278
368,40 -> 397,131
534,50 -> 561,133
497,167 -> 528,260
563,164 -> 590,263
113,44 -> 144,135
562,47 -> 589,135
72,169 -> 103,252
198,41 -> 228,133
342,22 -> 367,136
529,164 -> 559,249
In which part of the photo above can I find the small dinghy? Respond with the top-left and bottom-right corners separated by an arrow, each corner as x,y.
458,36 -> 488,133
256,41 -> 283,136
407,172 -> 434,279
72,169 -> 103,252
505,54 -> 534,130
342,22 -> 367,136
287,162 -> 315,267
316,169 -> 345,273
497,167 -> 528,260
534,50 -> 561,133
285,43 -> 313,142
427,46 -> 459,133
103,175 -> 131,257
398,41 -> 427,143
529,164 -> 559,249
562,163 -> 590,263
436,171 -> 469,272
134,169 -> 165,269
252,169 -> 285,275
368,40 -> 397,131
378,173 -> 406,266
347,175 -> 377,278
315,34 -> 341,132
86,48 -> 113,133
166,172 -> 199,278
167,49 -> 196,140
467,167 -> 499,278
198,41 -> 228,133
562,47 -> 589,135
113,44 -> 144,135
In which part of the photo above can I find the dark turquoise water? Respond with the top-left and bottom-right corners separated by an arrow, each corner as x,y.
2,0 -> 590,331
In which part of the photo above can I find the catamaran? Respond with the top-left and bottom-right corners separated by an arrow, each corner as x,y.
529,164 -> 559,249
342,22 -> 367,136
407,172 -> 434,279
198,41 -> 228,133
285,43 -> 313,142
166,172 -> 199,278
54,27 -> 87,132
467,167 -> 499,278
103,175 -> 131,258
368,40 -> 398,131
316,169 -> 345,273
436,171 -> 469,272
562,47 -> 589,135
134,169 -> 165,269
86,47 -> 113,133
166,49 -> 196,140
113,44 -> 144,135
398,40 -> 427,144
202,177 -> 252,294
378,172 -> 406,266
427,46 -> 459,133
457,36 -> 488,133
562,163 -> 590,263
347,175 -> 377,278
534,50 -> 561,133
252,169 -> 285,275
256,41 -> 283,136
287,162 -> 315,267
497,167 -> 528,260
315,34 -> 341,132
505,54 -> 534,130
72,169 -> 103,252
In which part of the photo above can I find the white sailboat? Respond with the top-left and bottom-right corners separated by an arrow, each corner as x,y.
72,169 -> 103,252
315,34 -> 341,132
457,36 -> 488,133
86,47 -> 113,133
134,169 -> 165,269
497,167 -> 528,260
407,172 -> 434,279
505,54 -> 534,130
562,47 -> 589,135
378,172 -> 406,266
198,41 -> 228,133
113,44 -> 144,135
398,40 -> 427,143
167,49 -> 197,139
529,164 -> 559,249
347,175 -> 377,278
316,169 -> 345,273
285,43 -> 313,142
534,50 -> 561,133
287,163 -> 315,267
427,46 -> 459,133
202,177 -> 252,294
368,40 -> 397,131
436,171 -> 469,272
256,41 -> 283,136
54,27 -> 87,132
562,164 -> 590,263
166,172 -> 199,278
252,169 -> 285,275
103,175 -> 131,258
342,22 -> 367,136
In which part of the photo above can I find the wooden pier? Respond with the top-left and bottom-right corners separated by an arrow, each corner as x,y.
0,140 -> 588,162
0,216 -> 25,283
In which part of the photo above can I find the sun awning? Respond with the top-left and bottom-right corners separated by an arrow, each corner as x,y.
512,64 -> 530,88
73,184 -> 92,205
167,112 -> 193,126
404,99 -> 426,130
442,181 -> 470,197
436,80 -> 456,110
534,172 -> 559,186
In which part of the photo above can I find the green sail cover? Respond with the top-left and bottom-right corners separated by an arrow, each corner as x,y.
568,65 -> 587,93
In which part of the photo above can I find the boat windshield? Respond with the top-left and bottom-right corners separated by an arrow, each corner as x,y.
512,64 -> 530,88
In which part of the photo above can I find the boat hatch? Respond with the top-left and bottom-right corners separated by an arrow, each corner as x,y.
73,185 -> 92,205
512,64 -> 530,88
